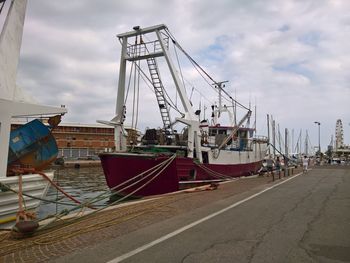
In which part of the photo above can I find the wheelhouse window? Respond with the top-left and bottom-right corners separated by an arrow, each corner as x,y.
209,129 -> 217,136
218,129 -> 227,135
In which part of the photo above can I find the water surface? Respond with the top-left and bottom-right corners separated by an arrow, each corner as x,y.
38,166 -> 109,219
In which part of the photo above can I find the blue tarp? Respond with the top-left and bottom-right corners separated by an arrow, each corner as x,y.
8,119 -> 58,169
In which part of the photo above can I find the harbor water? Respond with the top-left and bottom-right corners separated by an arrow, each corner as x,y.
38,166 -> 109,219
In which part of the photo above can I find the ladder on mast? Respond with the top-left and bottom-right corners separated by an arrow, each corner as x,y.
146,57 -> 173,134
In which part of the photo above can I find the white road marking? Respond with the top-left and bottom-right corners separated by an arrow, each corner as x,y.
108,172 -> 302,263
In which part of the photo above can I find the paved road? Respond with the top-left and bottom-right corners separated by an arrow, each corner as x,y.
55,167 -> 350,263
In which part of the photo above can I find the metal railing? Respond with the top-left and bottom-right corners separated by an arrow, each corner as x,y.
126,37 -> 169,59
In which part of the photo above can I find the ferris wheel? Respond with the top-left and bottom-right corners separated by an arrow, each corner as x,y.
335,119 -> 344,150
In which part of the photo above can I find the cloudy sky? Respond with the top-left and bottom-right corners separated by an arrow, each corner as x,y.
5,0 -> 350,151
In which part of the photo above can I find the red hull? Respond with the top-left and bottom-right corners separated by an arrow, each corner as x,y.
99,153 -> 262,197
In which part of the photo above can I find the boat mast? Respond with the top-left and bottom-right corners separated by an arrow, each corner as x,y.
212,81 -> 234,126
272,117 -> 276,157
111,25 -> 202,161
111,34 -> 128,151
155,29 -> 201,160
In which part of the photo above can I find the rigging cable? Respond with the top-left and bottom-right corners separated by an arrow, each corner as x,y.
132,59 -> 184,116
165,28 -> 217,85
0,0 -> 6,15
164,29 -> 226,102
132,34 -> 184,116
124,59 -> 135,104
165,28 -> 250,111
183,79 -> 214,105
294,130 -> 302,153
307,133 -> 315,155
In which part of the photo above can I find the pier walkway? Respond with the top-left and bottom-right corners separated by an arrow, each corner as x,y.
1,166 -> 349,262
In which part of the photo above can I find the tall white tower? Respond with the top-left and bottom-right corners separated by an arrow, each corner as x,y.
335,119 -> 344,150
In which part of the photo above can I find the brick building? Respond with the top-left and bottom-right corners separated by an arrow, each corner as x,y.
53,123 -> 115,159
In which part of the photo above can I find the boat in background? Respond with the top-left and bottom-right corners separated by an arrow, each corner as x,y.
99,24 -> 268,198
0,0 -> 67,227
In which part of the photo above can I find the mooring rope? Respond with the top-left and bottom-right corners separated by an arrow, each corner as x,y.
0,183 -> 86,207
37,154 -> 177,231
0,194 -> 188,256
36,171 -> 84,206
83,154 -> 176,205
194,162 -> 233,180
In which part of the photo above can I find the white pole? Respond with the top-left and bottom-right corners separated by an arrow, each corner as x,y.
285,128 -> 288,176
267,114 -> 270,156
113,36 -> 128,151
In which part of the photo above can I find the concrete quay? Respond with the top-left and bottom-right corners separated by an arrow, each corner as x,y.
0,166 -> 349,263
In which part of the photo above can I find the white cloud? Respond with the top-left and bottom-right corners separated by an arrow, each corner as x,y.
10,0 -> 350,149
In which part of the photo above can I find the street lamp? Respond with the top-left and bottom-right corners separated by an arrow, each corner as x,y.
314,121 -> 321,155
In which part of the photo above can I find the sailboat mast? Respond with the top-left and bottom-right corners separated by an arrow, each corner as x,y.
267,114 -> 270,155
272,118 -> 276,157
305,130 -> 309,156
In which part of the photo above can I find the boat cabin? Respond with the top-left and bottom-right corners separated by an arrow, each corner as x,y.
135,123 -> 254,154
202,124 -> 254,151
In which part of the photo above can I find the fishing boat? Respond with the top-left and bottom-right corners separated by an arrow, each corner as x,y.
99,24 -> 268,197
0,0 -> 67,227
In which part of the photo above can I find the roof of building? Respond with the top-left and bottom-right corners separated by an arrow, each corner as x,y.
11,119 -> 140,131
12,119 -> 111,128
